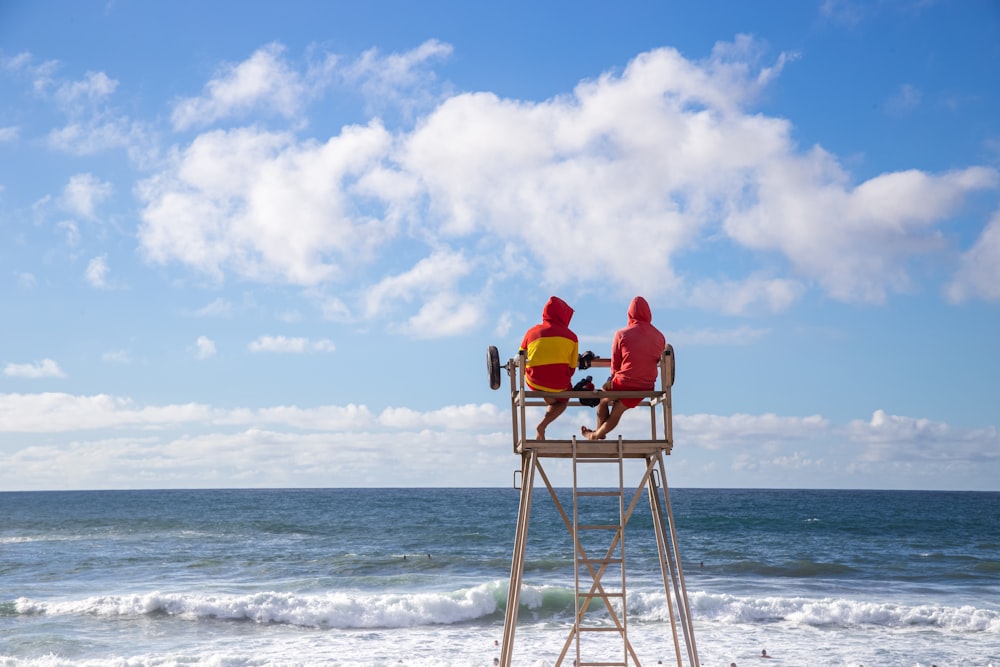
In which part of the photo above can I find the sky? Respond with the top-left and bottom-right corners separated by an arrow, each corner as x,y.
1,0 -> 998,492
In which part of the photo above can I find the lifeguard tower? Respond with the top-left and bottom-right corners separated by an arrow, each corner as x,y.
487,345 -> 699,667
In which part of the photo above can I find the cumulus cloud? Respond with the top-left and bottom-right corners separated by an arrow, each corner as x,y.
847,409 -> 1000,464
137,123 -> 395,285
724,162 -> 999,303
54,70 -> 117,110
0,392 -> 500,434
361,249 -> 484,337
677,412 -> 830,449
38,67 -> 147,156
945,207 -> 1000,302
170,43 -> 334,131
687,275 -> 805,314
340,38 -> 454,118
62,173 -> 113,220
0,393 -> 994,489
194,336 -> 217,360
247,335 -> 335,353
137,36 -> 1000,329
3,359 -> 66,379
191,298 -> 235,318
84,255 -> 110,288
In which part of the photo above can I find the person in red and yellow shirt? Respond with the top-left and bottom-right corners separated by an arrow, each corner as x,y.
581,296 -> 665,440
520,296 -> 578,440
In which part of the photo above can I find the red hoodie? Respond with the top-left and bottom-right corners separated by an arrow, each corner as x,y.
611,296 -> 665,389
519,296 -> 578,392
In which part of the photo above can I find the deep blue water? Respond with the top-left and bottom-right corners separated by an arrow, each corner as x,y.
1,488 -> 998,666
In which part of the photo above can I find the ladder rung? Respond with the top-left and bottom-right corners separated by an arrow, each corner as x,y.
577,557 -> 623,565
576,626 -> 624,633
576,490 -> 622,497
576,457 -> 623,464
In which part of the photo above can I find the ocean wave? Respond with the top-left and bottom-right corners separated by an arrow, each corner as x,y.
11,583 -> 1000,635
675,590 -> 1000,633
12,581 -> 510,629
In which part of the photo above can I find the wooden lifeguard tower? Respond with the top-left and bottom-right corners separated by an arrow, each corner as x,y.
487,345 -> 699,667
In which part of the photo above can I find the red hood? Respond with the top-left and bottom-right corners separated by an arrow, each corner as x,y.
542,296 -> 574,327
627,296 -> 652,325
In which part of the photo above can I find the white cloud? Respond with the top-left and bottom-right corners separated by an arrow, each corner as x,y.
945,207 -> 1000,302
57,220 -> 80,247
3,359 -> 66,379
62,173 -> 113,220
0,125 -> 19,142
84,255 -> 110,288
170,42 -> 332,131
341,39 -> 454,118
0,395 -> 994,490
311,338 -> 336,352
54,70 -> 117,111
47,115 -> 146,156
191,298 -> 235,318
137,123 -> 395,285
362,250 -> 472,317
687,274 -> 805,314
138,37 -> 1000,322
677,412 -> 830,449
494,311 -> 513,338
194,336 -> 217,360
724,162 -> 999,303
247,335 -> 335,353
359,249 -> 484,337
401,292 -> 484,338
847,409 -> 1000,464
0,392 -> 383,433
34,67 -> 149,156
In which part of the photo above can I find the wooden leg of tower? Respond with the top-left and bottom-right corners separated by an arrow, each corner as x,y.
647,454 -> 683,666
501,450 -> 537,667
648,452 -> 701,667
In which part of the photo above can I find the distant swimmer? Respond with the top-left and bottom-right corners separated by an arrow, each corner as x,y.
761,649 -> 772,658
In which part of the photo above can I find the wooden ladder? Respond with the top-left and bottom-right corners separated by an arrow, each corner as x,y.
566,436 -> 639,666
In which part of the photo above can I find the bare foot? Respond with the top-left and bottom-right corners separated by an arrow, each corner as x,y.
581,426 -> 596,441
535,428 -> 546,440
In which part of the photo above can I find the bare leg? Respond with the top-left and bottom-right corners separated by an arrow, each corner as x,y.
536,398 -> 567,440
582,400 -> 630,440
581,398 -> 611,440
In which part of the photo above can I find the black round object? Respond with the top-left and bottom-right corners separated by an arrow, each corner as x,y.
487,345 -> 502,390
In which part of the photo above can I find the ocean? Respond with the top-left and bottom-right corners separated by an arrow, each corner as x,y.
1,487 -> 998,667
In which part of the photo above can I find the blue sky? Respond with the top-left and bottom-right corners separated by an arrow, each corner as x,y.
1,1 -> 998,491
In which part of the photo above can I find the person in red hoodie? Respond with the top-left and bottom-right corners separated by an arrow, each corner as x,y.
581,296 -> 665,441
520,296 -> 578,440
